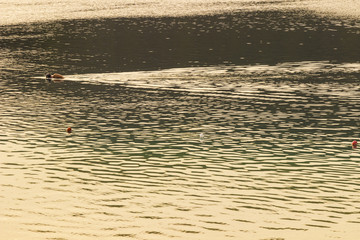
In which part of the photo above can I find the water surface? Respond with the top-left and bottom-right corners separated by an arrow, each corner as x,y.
1,1 -> 360,240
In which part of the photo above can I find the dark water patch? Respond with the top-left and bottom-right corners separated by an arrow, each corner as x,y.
1,11 -> 360,78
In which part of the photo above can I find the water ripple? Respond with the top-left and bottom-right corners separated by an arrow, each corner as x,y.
1,13 -> 360,240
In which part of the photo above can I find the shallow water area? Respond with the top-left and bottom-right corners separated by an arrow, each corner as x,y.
1,1 -> 360,240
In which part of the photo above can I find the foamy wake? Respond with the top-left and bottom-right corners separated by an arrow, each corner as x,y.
61,61 -> 360,94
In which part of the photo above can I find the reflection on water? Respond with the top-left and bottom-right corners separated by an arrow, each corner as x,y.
1,68 -> 360,239
1,2 -> 360,240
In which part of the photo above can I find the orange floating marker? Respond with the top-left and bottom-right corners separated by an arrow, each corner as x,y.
66,127 -> 72,134
352,140 -> 357,148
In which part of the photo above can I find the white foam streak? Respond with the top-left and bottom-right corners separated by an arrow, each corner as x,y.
61,61 -> 360,96
66,61 -> 360,81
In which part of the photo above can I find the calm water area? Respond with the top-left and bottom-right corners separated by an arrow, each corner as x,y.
1,1 -> 360,239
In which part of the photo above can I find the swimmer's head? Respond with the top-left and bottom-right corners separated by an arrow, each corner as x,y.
46,73 -> 51,79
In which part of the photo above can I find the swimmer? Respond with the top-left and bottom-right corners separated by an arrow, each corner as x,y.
46,73 -> 64,79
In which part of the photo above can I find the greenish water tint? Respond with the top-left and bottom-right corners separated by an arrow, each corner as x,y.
1,4 -> 360,240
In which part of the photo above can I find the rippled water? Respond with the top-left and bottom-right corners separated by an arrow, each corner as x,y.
2,67 -> 360,240
1,1 -> 360,240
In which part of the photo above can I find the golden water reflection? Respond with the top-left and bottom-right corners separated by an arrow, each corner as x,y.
1,75 -> 360,239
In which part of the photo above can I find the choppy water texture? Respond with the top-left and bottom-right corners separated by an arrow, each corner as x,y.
1,1 -> 360,240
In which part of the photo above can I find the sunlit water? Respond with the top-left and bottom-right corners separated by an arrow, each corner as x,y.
1,1 -> 360,240
1,0 -> 360,26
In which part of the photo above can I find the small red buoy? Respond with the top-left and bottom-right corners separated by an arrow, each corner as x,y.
352,140 -> 357,148
66,127 -> 72,134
